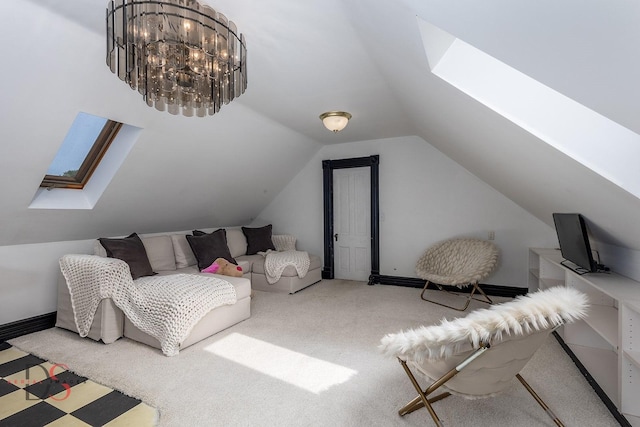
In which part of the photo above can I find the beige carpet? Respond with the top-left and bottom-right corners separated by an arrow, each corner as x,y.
10,280 -> 618,426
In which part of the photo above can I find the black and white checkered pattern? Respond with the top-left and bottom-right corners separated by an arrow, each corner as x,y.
0,342 -> 156,426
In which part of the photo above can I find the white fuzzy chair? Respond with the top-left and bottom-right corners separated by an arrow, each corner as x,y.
416,238 -> 499,311
380,286 -> 589,426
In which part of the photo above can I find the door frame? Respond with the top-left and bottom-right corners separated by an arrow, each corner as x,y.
322,155 -> 379,285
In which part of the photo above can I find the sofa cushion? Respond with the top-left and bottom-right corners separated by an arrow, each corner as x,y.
187,229 -> 236,271
225,228 -> 248,258
242,225 -> 276,255
98,233 -> 155,279
171,234 -> 197,269
235,254 -> 264,272
141,235 -> 176,272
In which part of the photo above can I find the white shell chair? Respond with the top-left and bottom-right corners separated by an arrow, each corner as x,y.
416,238 -> 499,311
380,286 -> 589,427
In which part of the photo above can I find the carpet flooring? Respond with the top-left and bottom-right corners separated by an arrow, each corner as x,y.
9,280 -> 619,426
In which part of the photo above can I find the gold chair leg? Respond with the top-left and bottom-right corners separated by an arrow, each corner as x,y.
396,346 -> 490,425
421,281 -> 489,311
399,394 -> 424,416
516,374 -> 565,427
396,348 -> 557,427
400,392 -> 451,416
398,359 -> 446,426
471,282 -> 493,305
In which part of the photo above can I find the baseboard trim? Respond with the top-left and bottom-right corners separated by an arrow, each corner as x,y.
0,312 -> 57,342
553,331 -> 631,427
371,274 -> 527,298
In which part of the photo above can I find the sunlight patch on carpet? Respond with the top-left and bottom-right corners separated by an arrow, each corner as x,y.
204,333 -> 357,394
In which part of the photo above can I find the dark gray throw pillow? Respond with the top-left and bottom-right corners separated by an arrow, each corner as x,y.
98,233 -> 155,280
187,229 -> 236,271
242,225 -> 276,255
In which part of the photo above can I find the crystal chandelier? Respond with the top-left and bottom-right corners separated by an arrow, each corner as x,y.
106,0 -> 247,117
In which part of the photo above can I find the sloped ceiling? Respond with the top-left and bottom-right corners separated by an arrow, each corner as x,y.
2,0 -> 639,249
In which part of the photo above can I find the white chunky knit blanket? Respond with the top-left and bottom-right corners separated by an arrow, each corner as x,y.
261,250 -> 310,284
59,254 -> 237,356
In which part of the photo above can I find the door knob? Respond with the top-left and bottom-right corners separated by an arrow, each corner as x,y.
334,233 -> 339,241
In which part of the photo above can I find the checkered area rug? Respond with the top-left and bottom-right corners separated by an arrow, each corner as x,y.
0,342 -> 157,426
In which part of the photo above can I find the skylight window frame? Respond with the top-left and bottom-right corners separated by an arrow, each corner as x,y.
40,120 -> 123,189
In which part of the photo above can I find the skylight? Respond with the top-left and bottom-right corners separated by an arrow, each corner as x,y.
417,18 -> 640,200
46,113 -> 106,177
29,113 -> 140,210
40,112 -> 122,190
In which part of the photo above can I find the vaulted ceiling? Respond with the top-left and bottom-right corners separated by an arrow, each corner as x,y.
3,0 -> 639,250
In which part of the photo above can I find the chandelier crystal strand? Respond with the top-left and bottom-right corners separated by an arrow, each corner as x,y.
106,0 -> 247,117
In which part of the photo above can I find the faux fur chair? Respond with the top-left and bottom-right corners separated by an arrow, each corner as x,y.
416,238 -> 499,311
380,286 -> 589,427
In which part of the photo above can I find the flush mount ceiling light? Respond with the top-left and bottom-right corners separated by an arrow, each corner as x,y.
319,111 -> 352,132
106,0 -> 247,117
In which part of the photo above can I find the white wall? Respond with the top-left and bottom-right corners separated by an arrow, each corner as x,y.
256,135 -> 557,287
0,240 -> 94,325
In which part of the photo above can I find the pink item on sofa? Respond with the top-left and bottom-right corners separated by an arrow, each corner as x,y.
202,262 -> 221,274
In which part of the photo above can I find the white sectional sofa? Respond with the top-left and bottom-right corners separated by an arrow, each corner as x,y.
56,226 -> 322,352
